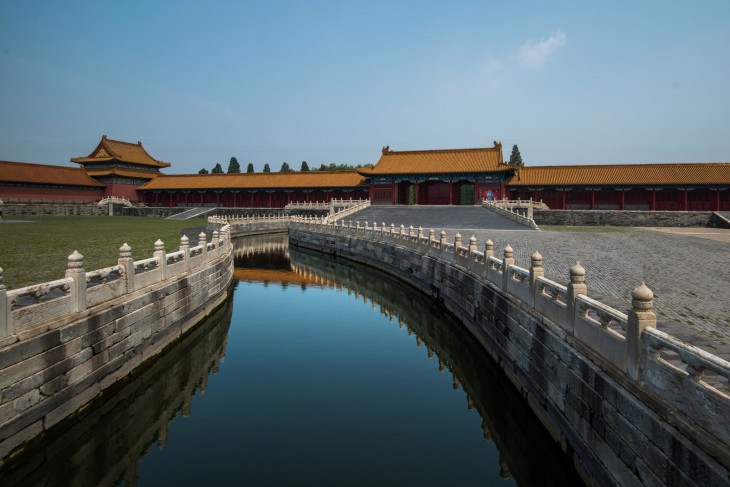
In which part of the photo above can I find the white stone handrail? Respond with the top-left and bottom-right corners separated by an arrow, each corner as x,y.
0,224 -> 231,344
483,199 -> 540,230
98,196 -> 133,207
323,198 -> 371,224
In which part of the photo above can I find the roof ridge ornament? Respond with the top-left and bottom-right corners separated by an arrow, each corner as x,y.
382,145 -> 390,155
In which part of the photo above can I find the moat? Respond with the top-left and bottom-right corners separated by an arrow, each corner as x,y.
0,233 -> 580,486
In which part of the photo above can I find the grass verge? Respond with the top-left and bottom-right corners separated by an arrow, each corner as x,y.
0,216 -> 207,289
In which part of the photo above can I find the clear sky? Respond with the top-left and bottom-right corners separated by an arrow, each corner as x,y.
1,1 -> 728,174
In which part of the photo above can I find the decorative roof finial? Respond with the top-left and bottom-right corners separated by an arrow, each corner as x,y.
382,145 -> 390,155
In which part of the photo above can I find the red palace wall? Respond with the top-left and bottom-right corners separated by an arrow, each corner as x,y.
509,187 -> 730,211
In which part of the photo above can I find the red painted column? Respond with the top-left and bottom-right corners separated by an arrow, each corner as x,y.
683,189 -> 688,211
560,190 -> 566,209
473,178 -> 478,205
415,179 -> 419,205
590,190 -> 595,210
392,181 -> 397,205
714,189 -> 721,211
268,192 -> 272,207
619,190 -> 625,210
449,180 -> 453,205
650,190 -> 656,211
155,192 -> 159,206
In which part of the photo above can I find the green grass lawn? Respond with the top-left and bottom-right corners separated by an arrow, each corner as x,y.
0,216 -> 207,289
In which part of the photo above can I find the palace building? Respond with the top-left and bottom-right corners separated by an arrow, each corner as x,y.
136,171 -> 369,207
361,142 -> 510,205
507,163 -> 730,211
1,136 -> 729,211
70,135 -> 170,202
0,160 -> 105,203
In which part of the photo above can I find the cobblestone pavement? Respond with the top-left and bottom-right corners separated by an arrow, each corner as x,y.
353,206 -> 730,359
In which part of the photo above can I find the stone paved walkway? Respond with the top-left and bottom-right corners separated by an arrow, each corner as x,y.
353,206 -> 730,359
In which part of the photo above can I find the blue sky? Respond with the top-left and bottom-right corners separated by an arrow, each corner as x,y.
1,1 -> 728,174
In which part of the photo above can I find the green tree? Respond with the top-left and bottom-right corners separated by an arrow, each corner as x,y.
300,161 -> 309,172
199,168 -> 209,174
508,145 -> 523,168
246,163 -> 254,173
211,163 -> 224,174
227,157 -> 241,173
263,163 -> 271,173
280,162 -> 292,172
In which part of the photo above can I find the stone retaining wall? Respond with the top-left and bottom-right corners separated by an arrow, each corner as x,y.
534,210 -> 714,227
2,203 -> 108,217
288,221 -> 729,486
118,207 -> 185,218
0,226 -> 234,460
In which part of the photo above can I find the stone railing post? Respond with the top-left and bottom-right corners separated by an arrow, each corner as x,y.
118,243 -> 135,292
484,239 -> 494,260
468,236 -> 477,256
66,250 -> 86,313
199,232 -> 208,264
180,235 -> 191,273
212,230 -> 220,257
409,225 -> 415,238
626,283 -> 656,380
382,223 -> 386,236
390,224 -> 395,237
154,239 -> 167,281
439,231 -> 447,247
0,267 -> 10,338
501,245 -> 514,290
429,229 -> 435,243
454,233 -> 462,250
529,251 -> 544,308
399,224 -> 405,237
566,262 -> 587,334
418,227 -> 424,240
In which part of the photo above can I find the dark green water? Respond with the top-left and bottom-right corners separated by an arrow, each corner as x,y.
0,234 -> 581,486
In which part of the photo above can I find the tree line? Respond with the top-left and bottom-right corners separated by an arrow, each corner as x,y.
199,158 -> 372,174
197,145 -> 523,175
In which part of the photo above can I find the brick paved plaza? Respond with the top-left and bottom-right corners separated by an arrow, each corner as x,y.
353,206 -> 730,359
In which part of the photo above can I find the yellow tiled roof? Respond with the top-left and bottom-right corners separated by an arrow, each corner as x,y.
84,168 -> 160,180
138,171 -> 368,190
363,142 -> 508,175
0,160 -> 105,187
508,163 -> 730,187
71,135 -> 171,168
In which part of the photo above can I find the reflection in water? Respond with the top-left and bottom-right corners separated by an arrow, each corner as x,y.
0,297 -> 233,487
284,244 -> 581,486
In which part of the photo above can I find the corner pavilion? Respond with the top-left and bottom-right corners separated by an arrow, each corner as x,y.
70,135 -> 170,202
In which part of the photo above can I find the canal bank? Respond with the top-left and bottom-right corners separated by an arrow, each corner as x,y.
0,226 -> 234,462
288,221 -> 730,486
